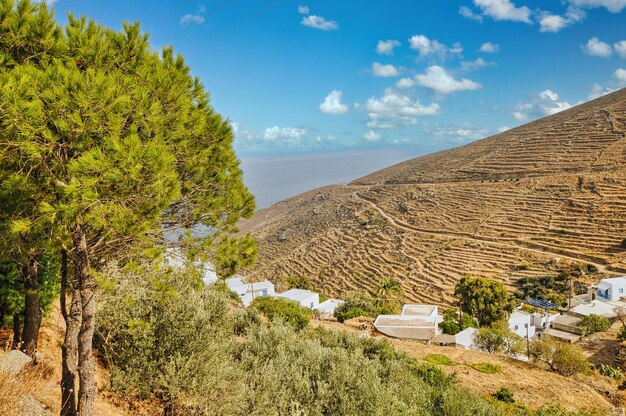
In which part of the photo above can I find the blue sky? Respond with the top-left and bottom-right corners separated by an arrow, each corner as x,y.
47,0 -> 626,160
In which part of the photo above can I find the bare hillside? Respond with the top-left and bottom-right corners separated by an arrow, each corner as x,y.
240,88 -> 626,305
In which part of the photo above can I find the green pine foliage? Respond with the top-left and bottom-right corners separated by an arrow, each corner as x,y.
454,276 -> 513,327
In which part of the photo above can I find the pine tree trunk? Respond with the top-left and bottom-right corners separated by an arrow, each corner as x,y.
61,249 -> 80,416
21,257 -> 41,356
72,227 -> 96,416
12,313 -> 21,348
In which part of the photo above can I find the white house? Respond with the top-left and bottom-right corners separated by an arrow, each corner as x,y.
315,299 -> 345,317
508,310 -> 535,338
373,304 -> 442,341
569,299 -> 623,319
595,277 -> 626,302
276,289 -> 320,309
226,276 -> 275,307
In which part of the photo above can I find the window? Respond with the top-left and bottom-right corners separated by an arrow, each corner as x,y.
524,323 -> 528,328
262,290 -> 268,296
514,325 -> 519,330
310,302 -> 314,308
619,288 -> 624,294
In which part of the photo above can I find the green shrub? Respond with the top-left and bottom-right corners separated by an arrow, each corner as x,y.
619,324 -> 626,341
530,339 -> 589,376
212,280 -> 243,303
424,354 -> 456,366
492,387 -> 515,403
473,323 -> 524,356
250,296 -> 313,330
577,314 -> 611,336
285,275 -> 314,290
96,265 -> 530,416
470,362 -> 501,373
595,363 -> 623,380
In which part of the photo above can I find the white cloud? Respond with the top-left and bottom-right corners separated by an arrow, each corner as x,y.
180,14 -> 205,24
615,68 -> 626,83
376,39 -> 401,55
569,0 -> 626,13
39,0 -> 58,6
479,42 -> 499,53
361,89 -> 441,128
588,83 -> 614,99
396,77 -> 416,89
460,57 -> 493,71
512,89 -> 572,120
372,62 -> 399,77
301,15 -> 339,30
473,0 -> 532,23
408,35 -> 463,60
498,126 -> 510,133
422,122 -> 489,145
363,130 -> 381,141
614,41 -> 626,59
581,37 -> 613,57
263,126 -> 307,144
319,90 -> 349,114
538,7 -> 585,33
298,5 -> 309,14
416,66 -> 482,94
459,6 -> 484,21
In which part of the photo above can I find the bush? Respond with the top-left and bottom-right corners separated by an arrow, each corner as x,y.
473,323 -> 524,356
424,354 -> 456,366
619,324 -> 626,341
530,339 -> 589,376
285,275 -> 314,291
96,265 -> 529,416
595,363 -> 623,380
577,314 -> 611,336
470,362 -> 501,374
250,296 -> 313,330
334,289 -> 396,322
492,387 -> 515,403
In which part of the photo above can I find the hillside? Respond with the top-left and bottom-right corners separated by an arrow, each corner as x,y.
240,88 -> 626,305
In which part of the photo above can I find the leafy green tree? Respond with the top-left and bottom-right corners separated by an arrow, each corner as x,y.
577,314 -> 611,336
530,338 -> 589,376
0,2 -> 254,414
250,296 -> 313,330
374,277 -> 404,311
285,275 -> 314,291
473,323 -> 524,356
440,309 -> 477,335
454,275 -> 513,327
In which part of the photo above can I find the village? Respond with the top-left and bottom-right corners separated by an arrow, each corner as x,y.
209,268 -> 626,354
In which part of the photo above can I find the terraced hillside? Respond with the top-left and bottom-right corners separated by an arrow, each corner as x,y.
240,88 -> 626,305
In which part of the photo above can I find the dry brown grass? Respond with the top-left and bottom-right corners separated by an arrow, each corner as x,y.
241,88 -> 626,306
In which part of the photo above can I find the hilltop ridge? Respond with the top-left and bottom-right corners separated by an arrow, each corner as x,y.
240,88 -> 626,305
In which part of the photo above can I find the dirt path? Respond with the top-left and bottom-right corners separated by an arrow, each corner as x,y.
351,188 -> 616,275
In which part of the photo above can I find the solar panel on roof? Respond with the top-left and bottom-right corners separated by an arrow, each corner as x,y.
525,298 -> 559,310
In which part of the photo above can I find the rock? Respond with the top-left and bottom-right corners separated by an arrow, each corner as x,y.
0,349 -> 33,376
20,394 -> 53,416
278,230 -> 290,241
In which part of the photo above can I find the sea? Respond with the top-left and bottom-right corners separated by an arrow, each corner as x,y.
239,149 -> 415,210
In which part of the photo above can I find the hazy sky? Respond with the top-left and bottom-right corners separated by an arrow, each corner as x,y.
45,0 -> 626,204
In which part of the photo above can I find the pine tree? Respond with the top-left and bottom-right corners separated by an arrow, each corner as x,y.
0,2 -> 256,415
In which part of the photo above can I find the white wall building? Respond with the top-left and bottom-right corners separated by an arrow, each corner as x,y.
508,311 -> 535,338
596,277 -> 626,302
226,276 -> 275,307
276,289 -> 320,309
315,299 -> 345,317
373,304 -> 442,341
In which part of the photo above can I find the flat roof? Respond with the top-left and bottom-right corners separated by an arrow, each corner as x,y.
277,289 -> 318,302
375,315 -> 436,328
401,304 -> 436,317
553,314 -> 581,326
571,300 -> 617,317
542,328 -> 581,342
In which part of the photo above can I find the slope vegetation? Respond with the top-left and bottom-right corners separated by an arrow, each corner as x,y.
240,88 -> 626,304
